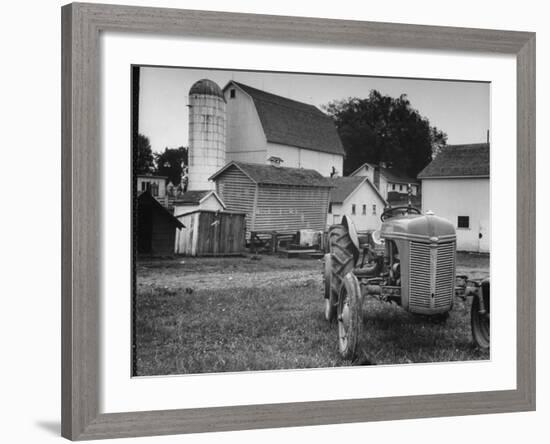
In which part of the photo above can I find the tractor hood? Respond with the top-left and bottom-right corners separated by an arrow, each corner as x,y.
381,212 -> 456,244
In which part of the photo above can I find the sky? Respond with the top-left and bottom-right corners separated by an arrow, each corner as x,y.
138,66 -> 490,154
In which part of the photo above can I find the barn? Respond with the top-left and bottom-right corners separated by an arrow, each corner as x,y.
136,191 -> 184,256
417,143 -> 490,252
210,161 -> 332,237
222,81 -> 345,176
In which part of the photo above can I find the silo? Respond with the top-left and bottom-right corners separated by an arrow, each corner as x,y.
188,79 -> 226,191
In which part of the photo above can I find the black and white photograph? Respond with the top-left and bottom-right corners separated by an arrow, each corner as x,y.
132,66 -> 491,376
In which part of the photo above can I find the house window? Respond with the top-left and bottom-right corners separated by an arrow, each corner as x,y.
230,89 -> 236,98
141,182 -> 147,191
392,184 -> 396,191
351,204 -> 356,215
362,204 -> 366,215
151,182 -> 159,197
372,204 -> 377,215
399,184 -> 403,192
457,216 -> 470,229
328,203 -> 333,214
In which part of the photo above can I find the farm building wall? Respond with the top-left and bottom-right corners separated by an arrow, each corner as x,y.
215,167 -> 257,233
224,86 -> 267,164
254,185 -> 330,234
175,211 -> 246,256
266,142 -> 344,176
150,211 -> 178,255
421,177 -> 490,252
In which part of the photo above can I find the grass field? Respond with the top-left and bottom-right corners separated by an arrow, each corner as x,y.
134,253 -> 490,376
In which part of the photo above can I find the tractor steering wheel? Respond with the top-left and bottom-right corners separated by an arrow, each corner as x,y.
380,206 -> 422,222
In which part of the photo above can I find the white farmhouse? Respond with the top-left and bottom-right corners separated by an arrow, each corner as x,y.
327,176 -> 387,232
417,143 -> 490,253
136,174 -> 167,198
222,81 -> 345,176
350,162 -> 419,201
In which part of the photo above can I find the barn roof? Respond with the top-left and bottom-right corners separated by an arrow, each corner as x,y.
137,191 -> 185,228
417,143 -> 490,179
225,81 -> 345,156
328,176 -> 387,204
210,161 -> 333,188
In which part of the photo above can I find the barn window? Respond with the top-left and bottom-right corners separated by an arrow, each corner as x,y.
230,89 -> 236,98
351,204 -> 356,215
328,203 -> 333,214
362,204 -> 366,215
457,216 -> 470,229
372,204 -> 377,215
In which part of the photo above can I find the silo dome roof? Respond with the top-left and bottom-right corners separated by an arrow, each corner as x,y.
189,79 -> 224,99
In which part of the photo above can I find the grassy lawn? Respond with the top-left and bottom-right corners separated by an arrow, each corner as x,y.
134,253 -> 490,376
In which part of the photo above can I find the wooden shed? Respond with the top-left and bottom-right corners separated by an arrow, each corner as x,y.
174,210 -> 246,256
209,161 -> 332,238
137,191 -> 184,256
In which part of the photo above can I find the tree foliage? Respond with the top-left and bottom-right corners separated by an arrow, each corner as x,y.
324,90 -> 447,177
135,133 -> 155,174
154,146 -> 188,186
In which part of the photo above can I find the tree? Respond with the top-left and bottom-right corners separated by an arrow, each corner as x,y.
135,134 -> 155,174
324,90 -> 447,177
154,146 -> 188,186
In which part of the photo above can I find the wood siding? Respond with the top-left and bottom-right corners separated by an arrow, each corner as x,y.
175,211 -> 246,256
215,167 -> 257,233
254,185 -> 330,234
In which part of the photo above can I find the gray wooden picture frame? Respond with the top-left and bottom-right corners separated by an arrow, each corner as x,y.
61,2 -> 536,440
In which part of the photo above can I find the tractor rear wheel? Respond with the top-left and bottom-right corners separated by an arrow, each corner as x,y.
471,292 -> 490,349
323,254 -> 338,322
328,225 -> 357,278
337,272 -> 363,360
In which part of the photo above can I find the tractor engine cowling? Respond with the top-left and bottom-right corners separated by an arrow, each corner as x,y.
381,212 -> 457,314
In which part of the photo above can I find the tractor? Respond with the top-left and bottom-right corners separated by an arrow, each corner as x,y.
323,206 -> 490,360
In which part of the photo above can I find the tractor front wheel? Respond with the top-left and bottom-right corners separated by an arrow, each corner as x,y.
471,292 -> 490,349
337,272 -> 363,360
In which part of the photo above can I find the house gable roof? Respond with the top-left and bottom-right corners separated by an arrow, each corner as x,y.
173,190 -> 225,208
137,191 -> 185,228
349,162 -> 377,177
417,143 -> 490,179
225,81 -> 345,156
210,161 -> 333,188
328,176 -> 387,205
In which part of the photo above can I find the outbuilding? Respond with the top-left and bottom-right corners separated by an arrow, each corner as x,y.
173,190 -> 225,215
174,210 -> 246,256
210,161 -> 332,238
417,143 -> 490,252
136,191 -> 184,256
